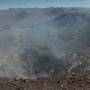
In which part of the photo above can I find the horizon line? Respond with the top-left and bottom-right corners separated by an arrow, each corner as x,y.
0,6 -> 90,10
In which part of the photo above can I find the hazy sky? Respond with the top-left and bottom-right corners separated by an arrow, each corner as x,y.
0,0 -> 90,9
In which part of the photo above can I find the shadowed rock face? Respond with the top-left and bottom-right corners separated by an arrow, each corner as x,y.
0,7 -> 90,78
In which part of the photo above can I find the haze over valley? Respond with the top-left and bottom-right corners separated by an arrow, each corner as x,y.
0,8 -> 90,78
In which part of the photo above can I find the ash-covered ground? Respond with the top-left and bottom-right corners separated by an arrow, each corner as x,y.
0,70 -> 89,90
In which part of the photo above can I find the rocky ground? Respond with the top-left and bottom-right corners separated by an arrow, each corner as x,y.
0,71 -> 89,90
